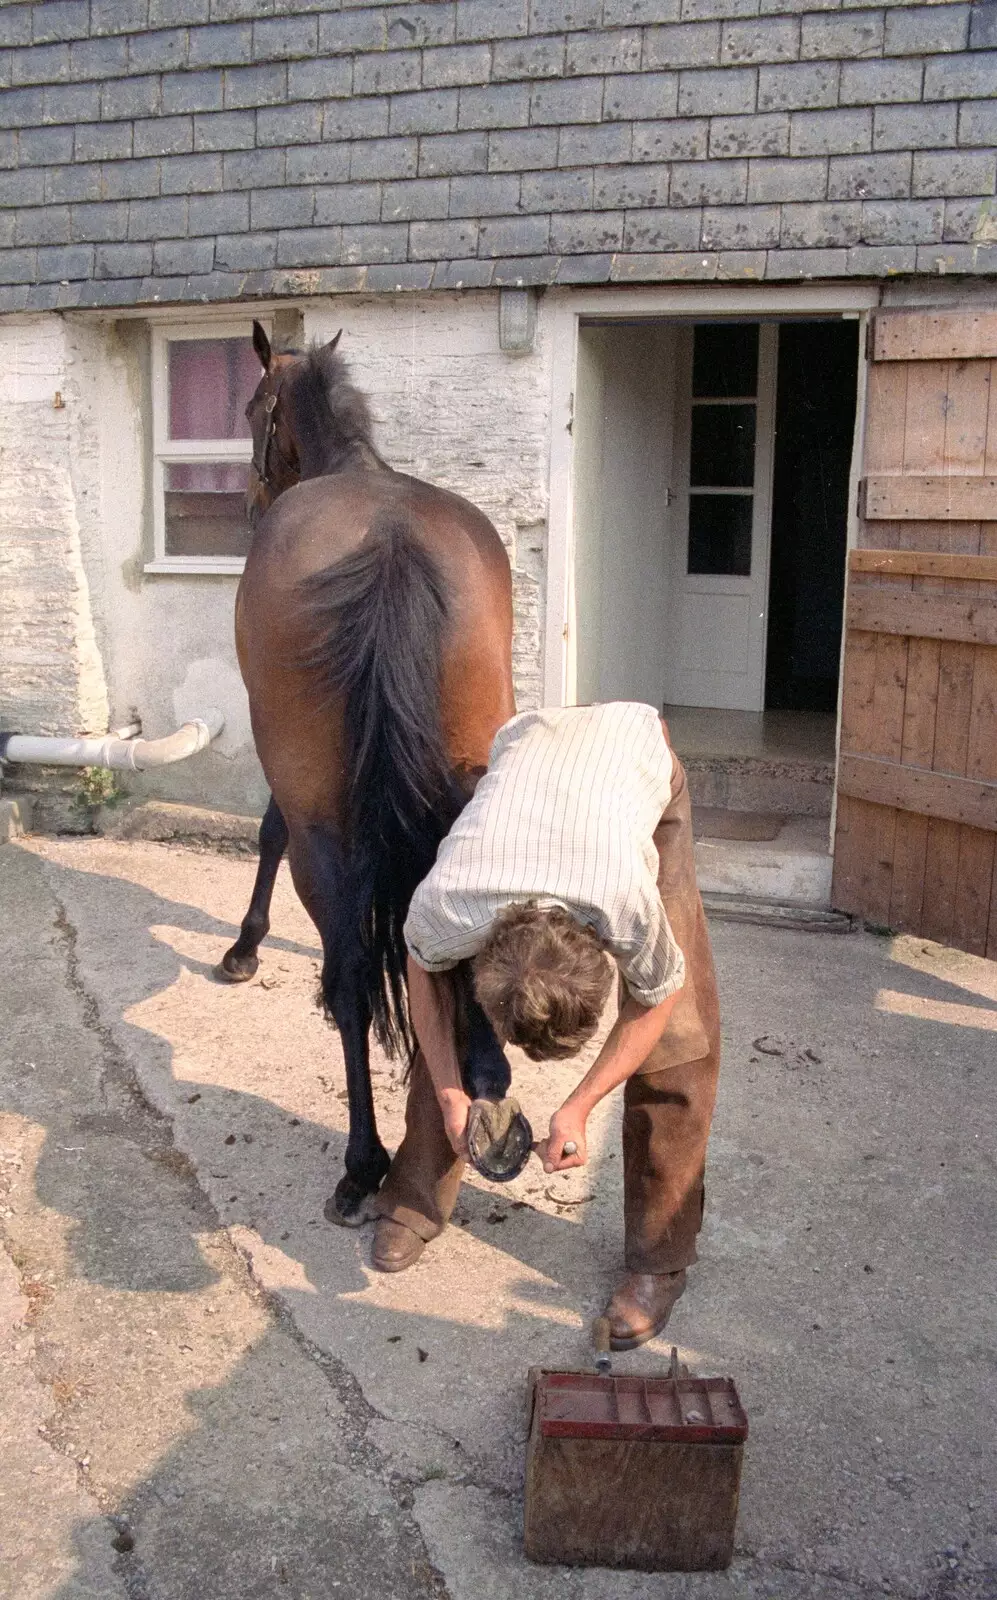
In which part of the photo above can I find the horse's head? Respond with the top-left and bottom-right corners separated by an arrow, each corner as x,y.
246,322 -> 374,526
245,321 -> 303,526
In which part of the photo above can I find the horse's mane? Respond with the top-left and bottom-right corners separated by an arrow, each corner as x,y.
286,341 -> 379,474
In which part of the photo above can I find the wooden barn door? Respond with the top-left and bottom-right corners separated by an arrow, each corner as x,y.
832,308 -> 997,958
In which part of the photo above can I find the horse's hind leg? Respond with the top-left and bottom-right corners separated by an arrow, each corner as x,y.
292,825 -> 391,1226
218,795 -> 288,982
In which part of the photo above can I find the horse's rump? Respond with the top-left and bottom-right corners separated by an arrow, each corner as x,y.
298,509 -> 465,1056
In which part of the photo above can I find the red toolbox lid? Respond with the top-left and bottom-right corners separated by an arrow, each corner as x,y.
536,1371 -> 748,1444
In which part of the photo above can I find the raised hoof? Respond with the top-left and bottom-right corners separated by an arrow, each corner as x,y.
466,1097 -> 534,1183
214,949 -> 259,984
324,1176 -> 378,1229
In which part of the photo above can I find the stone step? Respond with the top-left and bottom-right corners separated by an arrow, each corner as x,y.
685,754 -> 834,817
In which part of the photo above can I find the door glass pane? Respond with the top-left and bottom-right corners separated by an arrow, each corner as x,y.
168,337 -> 261,441
688,494 -> 753,576
690,403 -> 756,488
164,461 -> 252,558
692,324 -> 759,398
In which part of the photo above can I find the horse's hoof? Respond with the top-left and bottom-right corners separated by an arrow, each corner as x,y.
214,950 -> 259,984
466,1097 -> 534,1183
324,1178 -> 377,1228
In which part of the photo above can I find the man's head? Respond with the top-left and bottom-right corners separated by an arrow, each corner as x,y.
471,902 -> 613,1061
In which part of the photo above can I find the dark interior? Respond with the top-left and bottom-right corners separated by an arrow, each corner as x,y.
764,320 -> 859,712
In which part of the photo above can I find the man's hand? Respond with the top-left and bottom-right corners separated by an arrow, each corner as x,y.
536,1103 -> 588,1173
439,1086 -> 472,1160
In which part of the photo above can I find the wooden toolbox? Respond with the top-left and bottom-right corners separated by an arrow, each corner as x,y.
524,1364 -> 748,1572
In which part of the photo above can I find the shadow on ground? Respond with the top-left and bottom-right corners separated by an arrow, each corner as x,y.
3,837 -> 996,1599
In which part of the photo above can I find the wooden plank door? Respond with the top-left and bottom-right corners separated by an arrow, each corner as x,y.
832,308 -> 997,958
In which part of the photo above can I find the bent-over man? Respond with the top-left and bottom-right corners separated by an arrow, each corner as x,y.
371,701 -> 721,1351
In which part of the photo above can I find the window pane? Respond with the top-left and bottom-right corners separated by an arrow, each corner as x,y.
690,403 -> 756,488
692,324 -> 759,399
688,494 -> 753,577
167,462 -> 248,493
164,461 -> 252,558
168,337 -> 261,442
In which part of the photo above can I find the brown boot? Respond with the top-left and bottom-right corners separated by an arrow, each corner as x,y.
603,1269 -> 687,1351
371,1217 -> 427,1273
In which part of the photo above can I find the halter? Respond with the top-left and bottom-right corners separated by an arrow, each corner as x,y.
251,384 -> 298,491
251,390 -> 279,486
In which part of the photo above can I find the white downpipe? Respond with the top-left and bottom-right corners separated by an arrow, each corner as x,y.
1,710 -> 225,770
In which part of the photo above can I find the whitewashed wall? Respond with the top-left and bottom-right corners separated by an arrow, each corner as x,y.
0,293 -> 553,815
305,294 -> 551,711
573,323 -> 675,711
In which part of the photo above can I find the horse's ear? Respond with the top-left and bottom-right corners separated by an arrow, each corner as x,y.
252,320 -> 272,371
328,329 -> 343,353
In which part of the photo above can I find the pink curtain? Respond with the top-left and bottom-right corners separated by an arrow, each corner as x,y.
168,338 -> 260,441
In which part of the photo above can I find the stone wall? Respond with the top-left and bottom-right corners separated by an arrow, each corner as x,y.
0,316 -> 109,740
0,0 -> 995,314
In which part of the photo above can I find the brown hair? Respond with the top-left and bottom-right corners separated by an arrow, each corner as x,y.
471,902 -> 613,1061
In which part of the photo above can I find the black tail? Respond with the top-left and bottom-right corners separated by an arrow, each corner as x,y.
298,512 -> 465,1057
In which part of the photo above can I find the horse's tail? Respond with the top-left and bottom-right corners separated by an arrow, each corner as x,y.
298,510 -> 465,1057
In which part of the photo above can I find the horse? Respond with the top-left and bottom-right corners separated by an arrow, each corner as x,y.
229,322 -> 517,1224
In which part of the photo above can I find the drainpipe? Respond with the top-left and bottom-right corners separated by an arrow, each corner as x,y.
0,710 -> 225,771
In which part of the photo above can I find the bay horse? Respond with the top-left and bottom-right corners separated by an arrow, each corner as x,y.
230,322 -> 516,1224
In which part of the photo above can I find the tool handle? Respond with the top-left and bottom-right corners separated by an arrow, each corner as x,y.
591,1316 -> 612,1372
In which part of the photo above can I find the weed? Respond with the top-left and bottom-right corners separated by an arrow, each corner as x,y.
72,767 -> 125,818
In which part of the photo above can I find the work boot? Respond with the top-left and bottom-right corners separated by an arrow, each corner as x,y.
602,1269 -> 687,1351
371,1217 -> 427,1273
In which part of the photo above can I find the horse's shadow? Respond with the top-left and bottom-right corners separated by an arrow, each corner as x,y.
25,846 -> 619,1317
10,845 -> 641,1600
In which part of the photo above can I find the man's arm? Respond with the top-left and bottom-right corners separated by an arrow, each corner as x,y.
536,986 -> 681,1173
406,955 -> 472,1158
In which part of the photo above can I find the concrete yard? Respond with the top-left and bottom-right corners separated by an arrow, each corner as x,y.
0,833 -> 994,1600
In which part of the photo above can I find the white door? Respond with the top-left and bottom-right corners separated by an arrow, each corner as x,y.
664,322 -> 778,712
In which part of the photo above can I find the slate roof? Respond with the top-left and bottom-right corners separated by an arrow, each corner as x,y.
1,0 -> 996,311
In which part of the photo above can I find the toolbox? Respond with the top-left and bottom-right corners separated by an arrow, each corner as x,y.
524,1356 -> 748,1571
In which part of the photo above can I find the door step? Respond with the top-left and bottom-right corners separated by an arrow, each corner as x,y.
694,815 -> 833,908
692,806 -> 783,841
702,893 -> 853,933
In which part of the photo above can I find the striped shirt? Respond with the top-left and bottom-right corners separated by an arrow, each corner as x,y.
405,702 -> 685,1008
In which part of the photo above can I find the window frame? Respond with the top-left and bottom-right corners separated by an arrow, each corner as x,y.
145,317 -> 269,576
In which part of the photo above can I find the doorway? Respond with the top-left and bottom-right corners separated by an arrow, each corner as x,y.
570,313 -> 860,895
572,315 -> 859,721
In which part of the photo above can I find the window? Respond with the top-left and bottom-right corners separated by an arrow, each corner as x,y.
146,321 -> 268,574
687,323 -> 759,578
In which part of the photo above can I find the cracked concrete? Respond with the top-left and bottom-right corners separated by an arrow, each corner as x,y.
0,842 -> 445,1600
1,834 -> 995,1599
